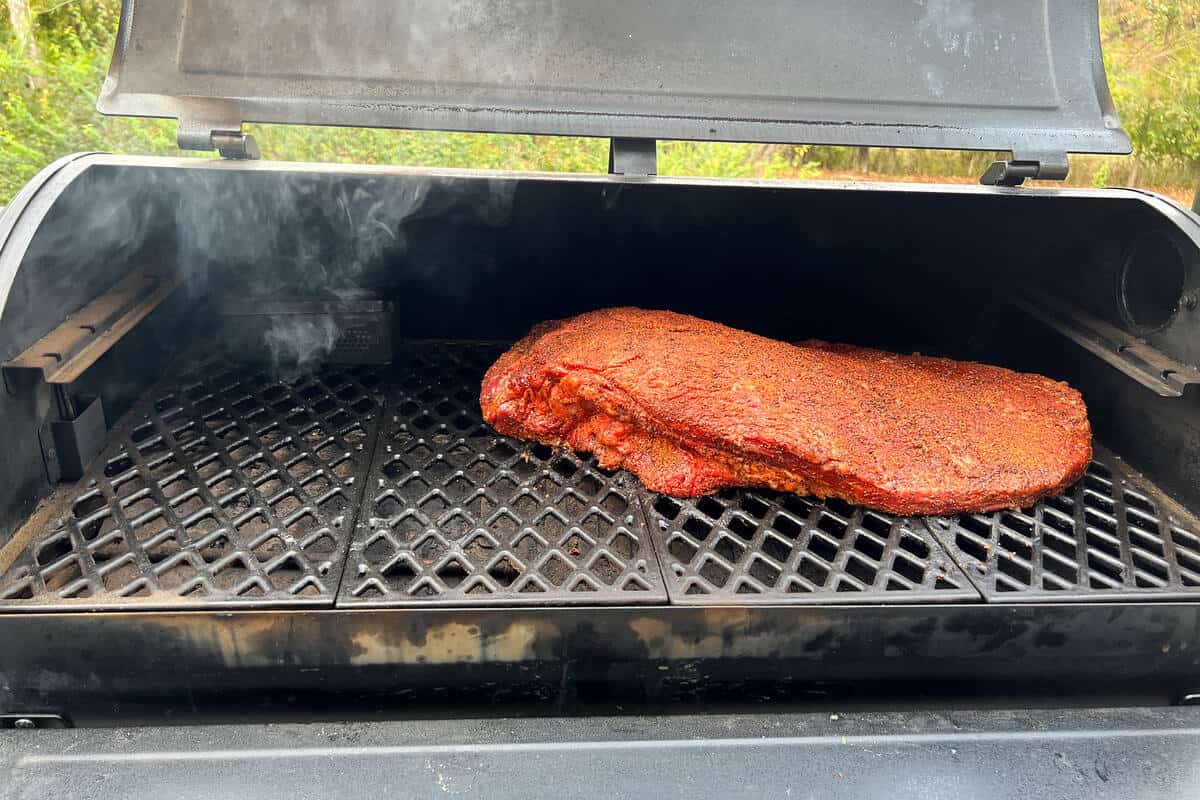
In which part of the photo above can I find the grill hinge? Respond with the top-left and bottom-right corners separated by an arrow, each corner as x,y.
980,151 -> 1069,187
177,117 -> 260,160
609,137 -> 657,176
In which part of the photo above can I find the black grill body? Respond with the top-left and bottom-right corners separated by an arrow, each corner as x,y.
1,156 -> 1200,723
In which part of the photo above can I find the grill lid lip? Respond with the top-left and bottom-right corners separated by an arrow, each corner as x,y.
97,0 -> 1130,159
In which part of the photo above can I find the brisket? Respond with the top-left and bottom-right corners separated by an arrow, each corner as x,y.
480,308 -> 1092,515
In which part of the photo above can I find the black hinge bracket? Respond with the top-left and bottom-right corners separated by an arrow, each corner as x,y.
178,117 -> 260,160
980,151 -> 1069,187
609,138 -> 657,176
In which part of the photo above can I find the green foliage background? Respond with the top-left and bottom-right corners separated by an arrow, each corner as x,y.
1,0 -> 1197,203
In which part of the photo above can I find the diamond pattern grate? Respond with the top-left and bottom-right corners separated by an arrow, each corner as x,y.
0,360 -> 382,610
644,489 -> 979,604
5,342 -> 1200,612
927,447 -> 1200,602
339,343 -> 668,606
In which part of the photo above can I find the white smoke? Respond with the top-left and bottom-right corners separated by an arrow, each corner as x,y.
2,161 -> 517,378
263,315 -> 341,381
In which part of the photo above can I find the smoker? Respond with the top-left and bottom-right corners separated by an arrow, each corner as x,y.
2,1 -> 1200,795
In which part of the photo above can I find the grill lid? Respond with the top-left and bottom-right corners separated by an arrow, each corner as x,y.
99,0 -> 1130,168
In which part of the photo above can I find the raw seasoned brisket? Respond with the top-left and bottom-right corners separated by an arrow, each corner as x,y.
480,308 -> 1092,515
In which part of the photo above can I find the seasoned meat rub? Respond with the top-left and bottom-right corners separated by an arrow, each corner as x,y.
480,308 -> 1092,515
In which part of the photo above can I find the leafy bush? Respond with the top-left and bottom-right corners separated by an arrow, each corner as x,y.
1,2 -> 180,200
1102,0 -> 1200,167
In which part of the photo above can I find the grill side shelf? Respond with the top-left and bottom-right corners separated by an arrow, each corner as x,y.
0,360 -> 383,611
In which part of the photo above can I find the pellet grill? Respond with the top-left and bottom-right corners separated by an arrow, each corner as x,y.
3,1 -> 1200,796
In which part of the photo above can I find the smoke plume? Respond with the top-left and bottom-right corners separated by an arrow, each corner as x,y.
2,160 -> 517,380
263,315 -> 341,380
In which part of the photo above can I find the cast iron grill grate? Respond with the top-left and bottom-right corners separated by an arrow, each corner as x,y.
927,447 -> 1200,601
7,341 -> 1200,613
339,343 -> 668,606
644,489 -> 979,604
0,360 -> 382,610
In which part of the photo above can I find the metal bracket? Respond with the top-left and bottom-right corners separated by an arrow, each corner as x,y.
980,151 -> 1069,187
609,138 -> 657,176
50,395 -> 107,482
1,713 -> 71,729
178,117 -> 260,159
1016,294 -> 1200,397
4,270 -> 181,385
37,393 -> 105,484
38,418 -> 62,486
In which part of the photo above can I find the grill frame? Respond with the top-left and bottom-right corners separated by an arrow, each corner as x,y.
3,602 -> 1200,726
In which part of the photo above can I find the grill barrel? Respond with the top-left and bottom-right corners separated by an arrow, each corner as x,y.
1,156 -> 1200,720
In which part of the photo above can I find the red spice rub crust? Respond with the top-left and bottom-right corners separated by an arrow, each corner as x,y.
480,308 -> 1092,515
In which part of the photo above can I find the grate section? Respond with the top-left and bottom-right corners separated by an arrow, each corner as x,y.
0,360 -> 382,610
644,489 -> 978,604
339,343 -> 667,606
927,447 -> 1200,602
7,338 -> 1200,612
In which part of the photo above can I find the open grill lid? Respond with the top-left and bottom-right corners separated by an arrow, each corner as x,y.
99,0 -> 1130,180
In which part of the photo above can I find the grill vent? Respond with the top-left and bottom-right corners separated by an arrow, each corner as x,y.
339,344 -> 667,606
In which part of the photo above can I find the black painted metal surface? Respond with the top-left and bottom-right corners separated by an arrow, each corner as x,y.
927,446 -> 1200,602
218,292 -> 396,367
0,359 -> 382,610
340,344 -> 667,606
99,1 -> 1130,157
4,709 -> 1200,799
2,603 -> 1199,726
644,490 -> 978,604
